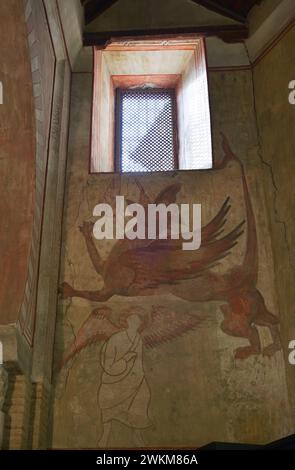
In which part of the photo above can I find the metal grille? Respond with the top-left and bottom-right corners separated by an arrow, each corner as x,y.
116,88 -> 178,172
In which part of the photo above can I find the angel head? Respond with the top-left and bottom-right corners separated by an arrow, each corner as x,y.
119,306 -> 147,333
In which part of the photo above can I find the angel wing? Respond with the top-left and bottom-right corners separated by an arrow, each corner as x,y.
60,305 -> 211,368
60,306 -> 119,369
143,305 -> 212,348
117,197 -> 244,289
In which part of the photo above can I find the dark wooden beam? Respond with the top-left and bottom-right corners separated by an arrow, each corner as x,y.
190,0 -> 247,23
84,0 -> 120,25
83,24 -> 248,48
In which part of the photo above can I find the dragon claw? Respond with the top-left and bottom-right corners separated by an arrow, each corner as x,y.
79,221 -> 94,236
59,282 -> 75,299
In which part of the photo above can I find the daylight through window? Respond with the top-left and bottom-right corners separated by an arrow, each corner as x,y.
116,88 -> 178,172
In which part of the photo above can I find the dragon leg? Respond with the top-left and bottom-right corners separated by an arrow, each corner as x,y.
252,290 -> 281,357
220,302 -> 261,359
59,282 -> 112,302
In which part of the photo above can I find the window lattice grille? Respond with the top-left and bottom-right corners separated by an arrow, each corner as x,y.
116,88 -> 178,173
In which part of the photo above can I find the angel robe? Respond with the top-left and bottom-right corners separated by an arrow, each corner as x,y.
98,330 -> 151,429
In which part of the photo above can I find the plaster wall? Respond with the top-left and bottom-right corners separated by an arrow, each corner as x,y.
0,0 -> 35,326
253,22 -> 295,424
52,66 -> 293,448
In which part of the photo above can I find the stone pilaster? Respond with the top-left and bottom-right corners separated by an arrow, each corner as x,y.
2,368 -> 32,450
0,366 -> 8,449
30,381 -> 51,449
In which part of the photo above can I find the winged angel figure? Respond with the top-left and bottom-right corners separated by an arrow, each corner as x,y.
60,135 -> 281,360
59,304 -> 211,447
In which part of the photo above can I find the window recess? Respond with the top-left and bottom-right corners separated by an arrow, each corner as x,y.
91,37 -> 212,173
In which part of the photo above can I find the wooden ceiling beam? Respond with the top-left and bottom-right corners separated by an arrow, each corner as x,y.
190,0 -> 247,23
83,0 -> 248,26
84,0 -> 120,25
83,24 -> 248,48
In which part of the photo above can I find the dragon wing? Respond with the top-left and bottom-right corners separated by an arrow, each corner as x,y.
143,305 -> 212,348
154,183 -> 182,205
60,306 -> 120,369
126,181 -> 181,208
118,198 -> 244,288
